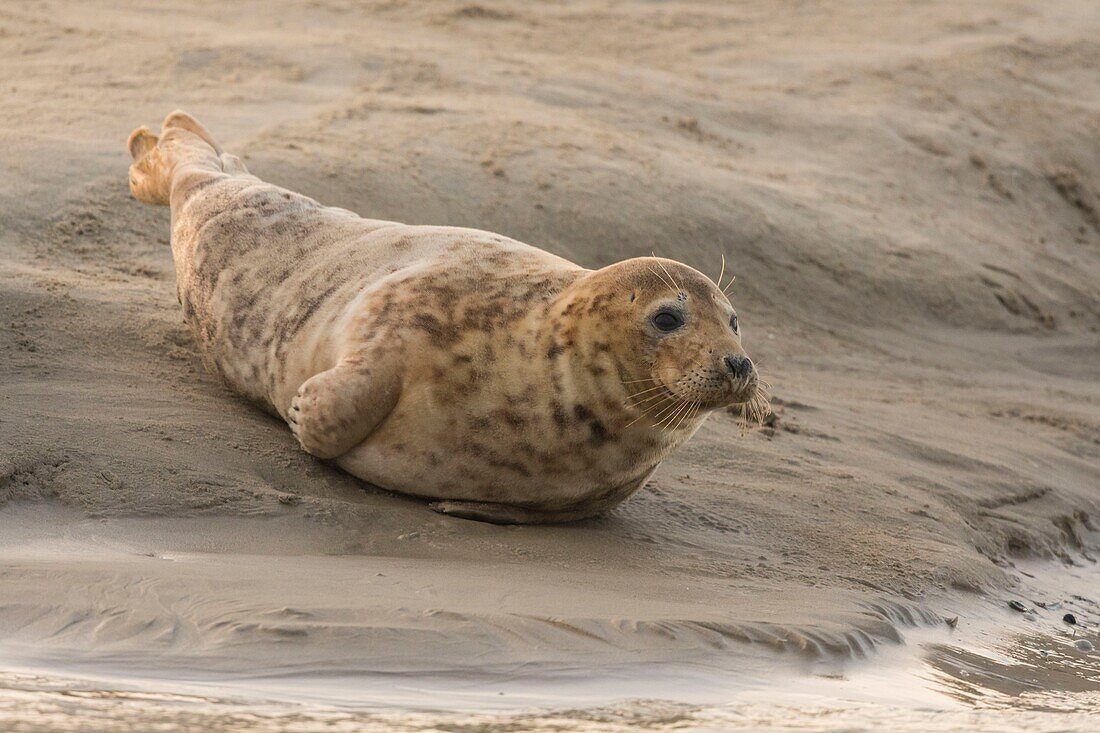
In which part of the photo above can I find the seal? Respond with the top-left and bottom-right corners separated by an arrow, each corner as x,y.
128,111 -> 766,523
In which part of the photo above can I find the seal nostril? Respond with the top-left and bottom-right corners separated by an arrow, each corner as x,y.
724,355 -> 753,379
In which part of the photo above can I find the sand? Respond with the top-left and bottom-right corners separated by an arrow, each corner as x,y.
1,0 -> 1099,728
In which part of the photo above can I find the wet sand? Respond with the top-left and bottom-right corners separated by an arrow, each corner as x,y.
1,0 -> 1099,729
1,507 -> 1098,731
2,523 -> 1098,732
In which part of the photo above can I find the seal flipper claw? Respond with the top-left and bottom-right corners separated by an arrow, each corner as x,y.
288,357 -> 400,460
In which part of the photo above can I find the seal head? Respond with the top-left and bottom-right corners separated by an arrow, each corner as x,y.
564,256 -> 760,430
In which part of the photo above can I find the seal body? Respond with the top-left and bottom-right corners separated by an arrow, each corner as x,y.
129,112 -> 762,523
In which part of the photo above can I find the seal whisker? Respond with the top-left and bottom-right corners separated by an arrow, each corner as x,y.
624,378 -> 664,391
625,400 -> 664,413
624,389 -> 673,407
734,389 -> 772,434
624,391 -> 670,410
663,400 -> 693,431
625,383 -> 671,398
651,408 -> 679,431
645,261 -> 676,291
652,256 -> 684,292
624,394 -> 664,405
685,401 -> 702,430
722,276 -> 737,296
623,380 -> 665,390
646,264 -> 677,294
654,398 -> 690,430
623,399 -> 667,428
715,253 -> 726,291
652,395 -> 684,420
673,400 -> 699,432
650,396 -> 685,426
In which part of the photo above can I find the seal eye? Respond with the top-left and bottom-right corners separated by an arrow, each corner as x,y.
652,310 -> 683,332
729,314 -> 739,333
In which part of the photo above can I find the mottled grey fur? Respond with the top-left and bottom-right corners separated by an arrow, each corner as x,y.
128,112 -> 759,523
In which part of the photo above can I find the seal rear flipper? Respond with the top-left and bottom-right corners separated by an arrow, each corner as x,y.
161,110 -> 223,155
127,126 -> 170,205
127,111 -> 230,206
287,357 -> 400,460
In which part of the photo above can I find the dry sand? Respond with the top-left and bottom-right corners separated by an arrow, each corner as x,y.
1,0 -> 1099,729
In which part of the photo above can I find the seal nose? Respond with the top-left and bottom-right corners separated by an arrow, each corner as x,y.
723,354 -> 754,380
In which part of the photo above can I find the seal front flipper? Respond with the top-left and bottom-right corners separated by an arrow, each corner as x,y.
287,356 -> 400,459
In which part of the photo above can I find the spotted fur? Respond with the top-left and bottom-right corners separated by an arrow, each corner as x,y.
128,111 -> 761,523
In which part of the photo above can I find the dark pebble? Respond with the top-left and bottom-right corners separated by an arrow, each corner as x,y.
1063,613 -> 1078,626
1008,600 -> 1028,613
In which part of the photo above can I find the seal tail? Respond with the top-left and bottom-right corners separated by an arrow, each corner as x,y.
127,110 -> 245,206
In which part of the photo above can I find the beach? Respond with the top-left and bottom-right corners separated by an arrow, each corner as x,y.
1,0 -> 1099,729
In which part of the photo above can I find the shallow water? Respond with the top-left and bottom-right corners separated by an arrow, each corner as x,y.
1,655 -> 1097,733
2,509 -> 1097,732
3,510 -> 1100,733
